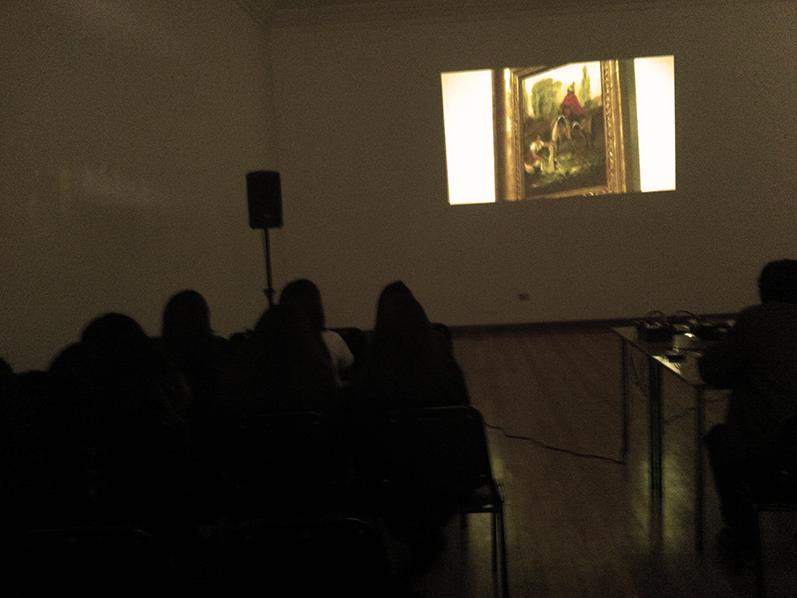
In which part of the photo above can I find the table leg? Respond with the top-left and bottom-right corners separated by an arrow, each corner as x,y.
648,356 -> 663,502
695,388 -> 705,551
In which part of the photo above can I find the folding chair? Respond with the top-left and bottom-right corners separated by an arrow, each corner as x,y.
751,417 -> 797,598
221,410 -> 349,520
752,480 -> 797,598
218,515 -> 395,597
17,525 -> 171,596
373,405 -> 510,598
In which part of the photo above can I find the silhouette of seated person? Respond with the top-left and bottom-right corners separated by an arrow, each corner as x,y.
701,259 -> 797,554
279,279 -> 355,388
0,358 -> 42,530
0,357 -> 19,426
357,281 -> 469,411
221,304 -> 339,418
0,364 -> 70,531
42,314 -> 192,528
155,290 -> 232,515
354,282 -> 471,571
0,358 -> 19,531
0,356 -> 15,397
0,357 -> 16,457
158,289 -> 230,405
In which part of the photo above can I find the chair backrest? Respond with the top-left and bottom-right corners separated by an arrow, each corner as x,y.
751,417 -> 797,507
221,516 -> 392,597
770,416 -> 797,498
18,526 -> 170,595
777,416 -> 797,471
379,405 -> 495,498
224,410 -> 347,506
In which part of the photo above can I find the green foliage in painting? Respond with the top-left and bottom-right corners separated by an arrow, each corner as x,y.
579,65 -> 592,109
578,64 -> 592,109
530,78 -> 562,119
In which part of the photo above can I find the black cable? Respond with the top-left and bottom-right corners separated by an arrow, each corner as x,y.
484,393 -> 728,464
484,422 -> 625,465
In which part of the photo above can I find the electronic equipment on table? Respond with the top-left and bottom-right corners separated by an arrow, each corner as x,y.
633,310 -> 732,345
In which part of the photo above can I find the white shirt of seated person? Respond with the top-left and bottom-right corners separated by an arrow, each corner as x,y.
322,329 -> 354,387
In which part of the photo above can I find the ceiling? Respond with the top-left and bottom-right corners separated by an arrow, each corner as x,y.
238,0 -> 732,29
271,0 -> 661,7
240,0 -> 695,25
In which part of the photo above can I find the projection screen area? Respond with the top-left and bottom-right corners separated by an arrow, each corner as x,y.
441,55 -> 675,204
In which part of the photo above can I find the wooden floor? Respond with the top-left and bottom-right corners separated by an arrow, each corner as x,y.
411,325 -> 797,598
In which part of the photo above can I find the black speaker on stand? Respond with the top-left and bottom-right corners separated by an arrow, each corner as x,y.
246,171 -> 283,308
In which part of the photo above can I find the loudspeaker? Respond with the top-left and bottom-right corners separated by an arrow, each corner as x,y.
246,171 -> 283,229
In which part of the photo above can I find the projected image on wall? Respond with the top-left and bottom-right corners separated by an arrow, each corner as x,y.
441,55 -> 675,204
518,62 -> 606,198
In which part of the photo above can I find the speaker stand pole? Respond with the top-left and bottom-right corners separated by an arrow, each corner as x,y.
262,228 -> 275,308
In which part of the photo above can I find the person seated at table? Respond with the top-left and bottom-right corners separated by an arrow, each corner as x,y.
700,259 -> 797,556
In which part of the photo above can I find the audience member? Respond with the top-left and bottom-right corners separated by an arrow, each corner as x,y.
228,329 -> 253,355
55,313 -> 194,526
352,282 -> 470,572
44,342 -> 108,525
160,289 -> 230,387
0,361 -> 60,530
158,289 -> 231,515
358,281 -> 469,409
82,312 -> 191,416
0,356 -> 17,433
0,357 -> 14,398
0,358 -> 17,543
700,259 -> 797,555
222,304 -> 338,417
279,278 -> 354,387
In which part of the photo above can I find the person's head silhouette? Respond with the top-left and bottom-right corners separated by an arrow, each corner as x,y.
279,279 -> 325,332
758,259 -> 797,304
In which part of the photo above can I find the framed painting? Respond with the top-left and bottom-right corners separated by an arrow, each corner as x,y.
495,60 -> 627,200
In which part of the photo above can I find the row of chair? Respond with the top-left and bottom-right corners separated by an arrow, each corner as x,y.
16,516 -> 392,597
13,405 -> 510,597
224,405 -> 509,597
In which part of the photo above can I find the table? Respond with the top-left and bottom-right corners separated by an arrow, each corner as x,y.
614,326 -> 727,551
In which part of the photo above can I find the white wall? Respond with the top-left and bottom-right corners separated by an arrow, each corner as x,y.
1,1 -> 278,371
269,0 -> 797,330
3,1 -> 795,370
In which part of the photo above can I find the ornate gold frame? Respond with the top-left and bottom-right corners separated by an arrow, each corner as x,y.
494,60 -> 627,201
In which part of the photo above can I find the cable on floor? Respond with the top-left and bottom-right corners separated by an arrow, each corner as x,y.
484,422 -> 625,465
